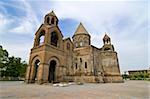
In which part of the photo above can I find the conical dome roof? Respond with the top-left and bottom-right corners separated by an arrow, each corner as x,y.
103,33 -> 110,40
74,23 -> 89,35
46,10 -> 57,17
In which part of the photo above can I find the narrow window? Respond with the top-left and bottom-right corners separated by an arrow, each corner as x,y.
76,63 -> 77,69
75,43 -> 78,48
51,17 -> 55,24
51,32 -> 58,47
67,43 -> 70,50
80,41 -> 83,47
85,62 -> 87,69
47,17 -> 50,24
80,58 -> 82,63
106,39 -> 108,43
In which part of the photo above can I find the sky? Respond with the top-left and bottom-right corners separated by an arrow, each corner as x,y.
0,0 -> 149,73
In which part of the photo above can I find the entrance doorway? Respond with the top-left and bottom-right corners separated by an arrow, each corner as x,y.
33,59 -> 40,81
48,60 -> 56,83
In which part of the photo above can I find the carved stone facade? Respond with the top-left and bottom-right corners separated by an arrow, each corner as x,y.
25,11 -> 123,84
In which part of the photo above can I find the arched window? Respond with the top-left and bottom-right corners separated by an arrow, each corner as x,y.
47,17 -> 50,24
76,63 -> 77,69
51,17 -> 55,24
75,42 -> 78,48
67,43 -> 70,50
80,41 -> 83,47
106,39 -> 109,43
39,35 -> 44,45
85,62 -> 87,69
80,58 -> 82,63
38,30 -> 45,46
51,32 -> 58,47
56,20 -> 58,25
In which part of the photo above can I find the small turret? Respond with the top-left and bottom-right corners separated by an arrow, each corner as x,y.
44,11 -> 58,26
102,33 -> 114,51
103,33 -> 111,45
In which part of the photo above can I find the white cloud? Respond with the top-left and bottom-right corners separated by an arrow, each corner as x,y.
0,0 -> 40,35
1,41 -> 32,62
51,1 -> 149,72
9,19 -> 36,35
0,0 -> 149,72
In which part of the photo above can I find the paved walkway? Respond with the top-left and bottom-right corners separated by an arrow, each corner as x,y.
0,80 -> 149,99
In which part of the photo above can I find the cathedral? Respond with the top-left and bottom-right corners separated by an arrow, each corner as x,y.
25,11 -> 123,84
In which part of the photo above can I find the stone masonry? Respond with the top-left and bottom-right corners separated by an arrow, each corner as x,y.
25,11 -> 123,84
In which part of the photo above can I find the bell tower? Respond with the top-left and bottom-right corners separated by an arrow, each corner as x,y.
25,11 -> 64,84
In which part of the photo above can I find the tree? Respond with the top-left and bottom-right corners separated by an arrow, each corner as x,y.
0,45 -> 27,79
0,45 -> 9,68
0,45 -> 9,77
4,56 -> 27,78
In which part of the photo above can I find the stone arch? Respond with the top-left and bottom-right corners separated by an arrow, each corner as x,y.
79,40 -> 84,47
48,56 -> 60,83
78,36 -> 83,41
66,42 -> 70,50
50,31 -> 59,47
74,41 -> 78,48
51,17 -> 55,24
37,30 -> 46,46
47,17 -> 50,24
30,56 -> 41,82
77,36 -> 83,47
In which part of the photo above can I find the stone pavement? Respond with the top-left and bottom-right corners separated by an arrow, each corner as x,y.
0,80 -> 149,99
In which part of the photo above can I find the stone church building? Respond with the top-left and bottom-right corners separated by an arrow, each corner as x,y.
25,11 -> 123,84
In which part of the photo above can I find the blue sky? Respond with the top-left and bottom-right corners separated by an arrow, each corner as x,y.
0,0 -> 149,73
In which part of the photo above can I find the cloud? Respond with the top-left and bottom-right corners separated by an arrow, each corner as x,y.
0,0 -> 149,73
47,0 -> 149,72
9,19 -> 35,34
0,0 -> 40,35
1,41 -> 32,61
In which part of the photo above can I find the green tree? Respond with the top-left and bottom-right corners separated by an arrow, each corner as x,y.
5,56 -> 27,77
0,45 -> 27,78
19,61 -> 27,77
0,45 -> 9,77
0,45 -> 9,68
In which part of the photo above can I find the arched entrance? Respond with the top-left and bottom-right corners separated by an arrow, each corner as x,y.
33,59 -> 40,81
48,60 -> 56,83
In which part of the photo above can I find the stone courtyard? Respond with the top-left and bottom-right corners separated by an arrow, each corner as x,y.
0,80 -> 149,99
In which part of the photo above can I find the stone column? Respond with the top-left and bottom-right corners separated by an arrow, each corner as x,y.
55,66 -> 62,82
37,63 -> 50,84
45,30 -> 50,44
37,63 -> 44,84
25,66 -> 31,83
42,63 -> 49,83
29,65 -> 35,83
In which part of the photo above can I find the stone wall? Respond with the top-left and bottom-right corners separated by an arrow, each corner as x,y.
73,46 -> 94,76
100,51 -> 123,82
